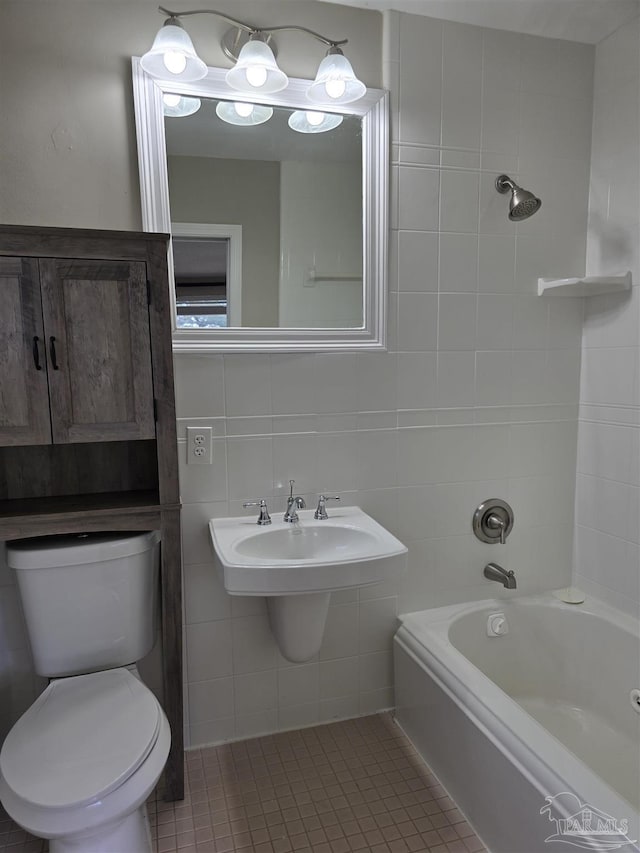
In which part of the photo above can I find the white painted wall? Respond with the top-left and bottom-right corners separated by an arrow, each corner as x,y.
279,160 -> 363,327
573,15 -> 640,614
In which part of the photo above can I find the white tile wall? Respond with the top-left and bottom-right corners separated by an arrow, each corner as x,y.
168,12 -> 595,747
574,16 -> 640,614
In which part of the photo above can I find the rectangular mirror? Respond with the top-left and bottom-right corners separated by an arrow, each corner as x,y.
132,60 -> 388,352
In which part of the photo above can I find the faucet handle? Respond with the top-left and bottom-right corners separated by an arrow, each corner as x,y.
243,499 -> 272,525
314,495 -> 340,520
486,513 -> 507,544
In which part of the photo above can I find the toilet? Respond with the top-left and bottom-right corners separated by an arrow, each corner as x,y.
0,531 -> 170,853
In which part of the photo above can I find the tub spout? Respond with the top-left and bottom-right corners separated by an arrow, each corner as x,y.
484,562 -> 516,589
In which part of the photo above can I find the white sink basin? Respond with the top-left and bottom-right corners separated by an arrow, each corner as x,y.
235,525 -> 379,562
209,506 -> 407,596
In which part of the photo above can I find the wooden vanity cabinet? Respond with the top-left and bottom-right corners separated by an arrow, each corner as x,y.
0,256 -> 155,445
0,225 -> 184,801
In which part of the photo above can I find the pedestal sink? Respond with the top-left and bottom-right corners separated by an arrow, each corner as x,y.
209,507 -> 407,662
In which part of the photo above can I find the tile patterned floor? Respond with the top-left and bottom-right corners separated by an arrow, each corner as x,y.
0,713 -> 484,853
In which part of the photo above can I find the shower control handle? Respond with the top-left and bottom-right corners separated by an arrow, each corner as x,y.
473,499 -> 514,545
486,513 -> 507,545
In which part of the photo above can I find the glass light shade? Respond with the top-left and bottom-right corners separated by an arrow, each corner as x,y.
288,110 -> 343,134
163,94 -> 202,118
215,101 -> 273,126
225,39 -> 288,94
307,51 -> 366,105
140,20 -> 207,82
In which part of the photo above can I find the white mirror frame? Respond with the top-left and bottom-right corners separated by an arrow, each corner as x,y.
132,57 -> 389,353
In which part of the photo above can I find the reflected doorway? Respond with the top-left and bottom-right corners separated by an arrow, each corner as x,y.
171,223 -> 242,328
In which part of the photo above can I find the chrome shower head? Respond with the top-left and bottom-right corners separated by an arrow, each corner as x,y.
495,174 -> 541,221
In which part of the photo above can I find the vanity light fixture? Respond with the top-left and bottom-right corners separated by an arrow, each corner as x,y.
141,5 -> 367,105
140,16 -> 207,82
226,36 -> 288,94
288,110 -> 343,134
307,48 -> 366,105
162,93 -> 201,117
215,100 -> 273,126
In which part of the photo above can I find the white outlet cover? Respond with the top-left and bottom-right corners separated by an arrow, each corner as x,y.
186,426 -> 212,465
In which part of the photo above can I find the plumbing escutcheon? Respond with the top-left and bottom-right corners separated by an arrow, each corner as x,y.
487,612 -> 508,637
473,498 -> 514,544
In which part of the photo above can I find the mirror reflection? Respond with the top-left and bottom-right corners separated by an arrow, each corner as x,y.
173,235 -> 229,328
164,97 -> 363,329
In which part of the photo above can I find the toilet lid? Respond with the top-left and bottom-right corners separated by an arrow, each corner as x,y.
0,669 -> 161,809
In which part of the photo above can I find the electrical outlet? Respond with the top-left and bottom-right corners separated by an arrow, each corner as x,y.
186,426 -> 212,465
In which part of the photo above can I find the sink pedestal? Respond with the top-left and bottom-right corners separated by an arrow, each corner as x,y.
267,592 -> 331,663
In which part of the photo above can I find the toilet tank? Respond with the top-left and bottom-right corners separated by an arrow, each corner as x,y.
6,531 -> 160,678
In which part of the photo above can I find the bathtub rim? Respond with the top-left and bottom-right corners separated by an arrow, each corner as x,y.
395,592 -> 640,830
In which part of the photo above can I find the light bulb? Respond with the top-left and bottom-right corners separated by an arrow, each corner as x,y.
245,64 -> 268,88
288,110 -> 343,133
234,102 -> 255,118
163,95 -> 201,117
163,50 -> 187,75
216,101 -> 273,125
325,78 -> 346,99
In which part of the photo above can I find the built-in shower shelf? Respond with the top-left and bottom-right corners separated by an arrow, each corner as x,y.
538,272 -> 631,297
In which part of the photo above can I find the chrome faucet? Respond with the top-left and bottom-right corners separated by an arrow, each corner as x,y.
243,499 -> 271,525
284,480 -> 306,523
314,494 -> 341,519
484,562 -> 516,589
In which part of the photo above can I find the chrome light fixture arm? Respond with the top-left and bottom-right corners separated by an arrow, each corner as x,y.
247,26 -> 348,49
157,6 -> 349,47
158,6 -> 256,34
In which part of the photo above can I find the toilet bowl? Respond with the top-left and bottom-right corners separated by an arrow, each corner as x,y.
0,668 -> 170,853
0,531 -> 169,853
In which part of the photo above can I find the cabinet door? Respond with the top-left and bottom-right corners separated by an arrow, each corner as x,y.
39,259 -> 156,443
0,258 -> 52,446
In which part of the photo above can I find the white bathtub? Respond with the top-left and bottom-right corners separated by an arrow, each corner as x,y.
394,593 -> 640,853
